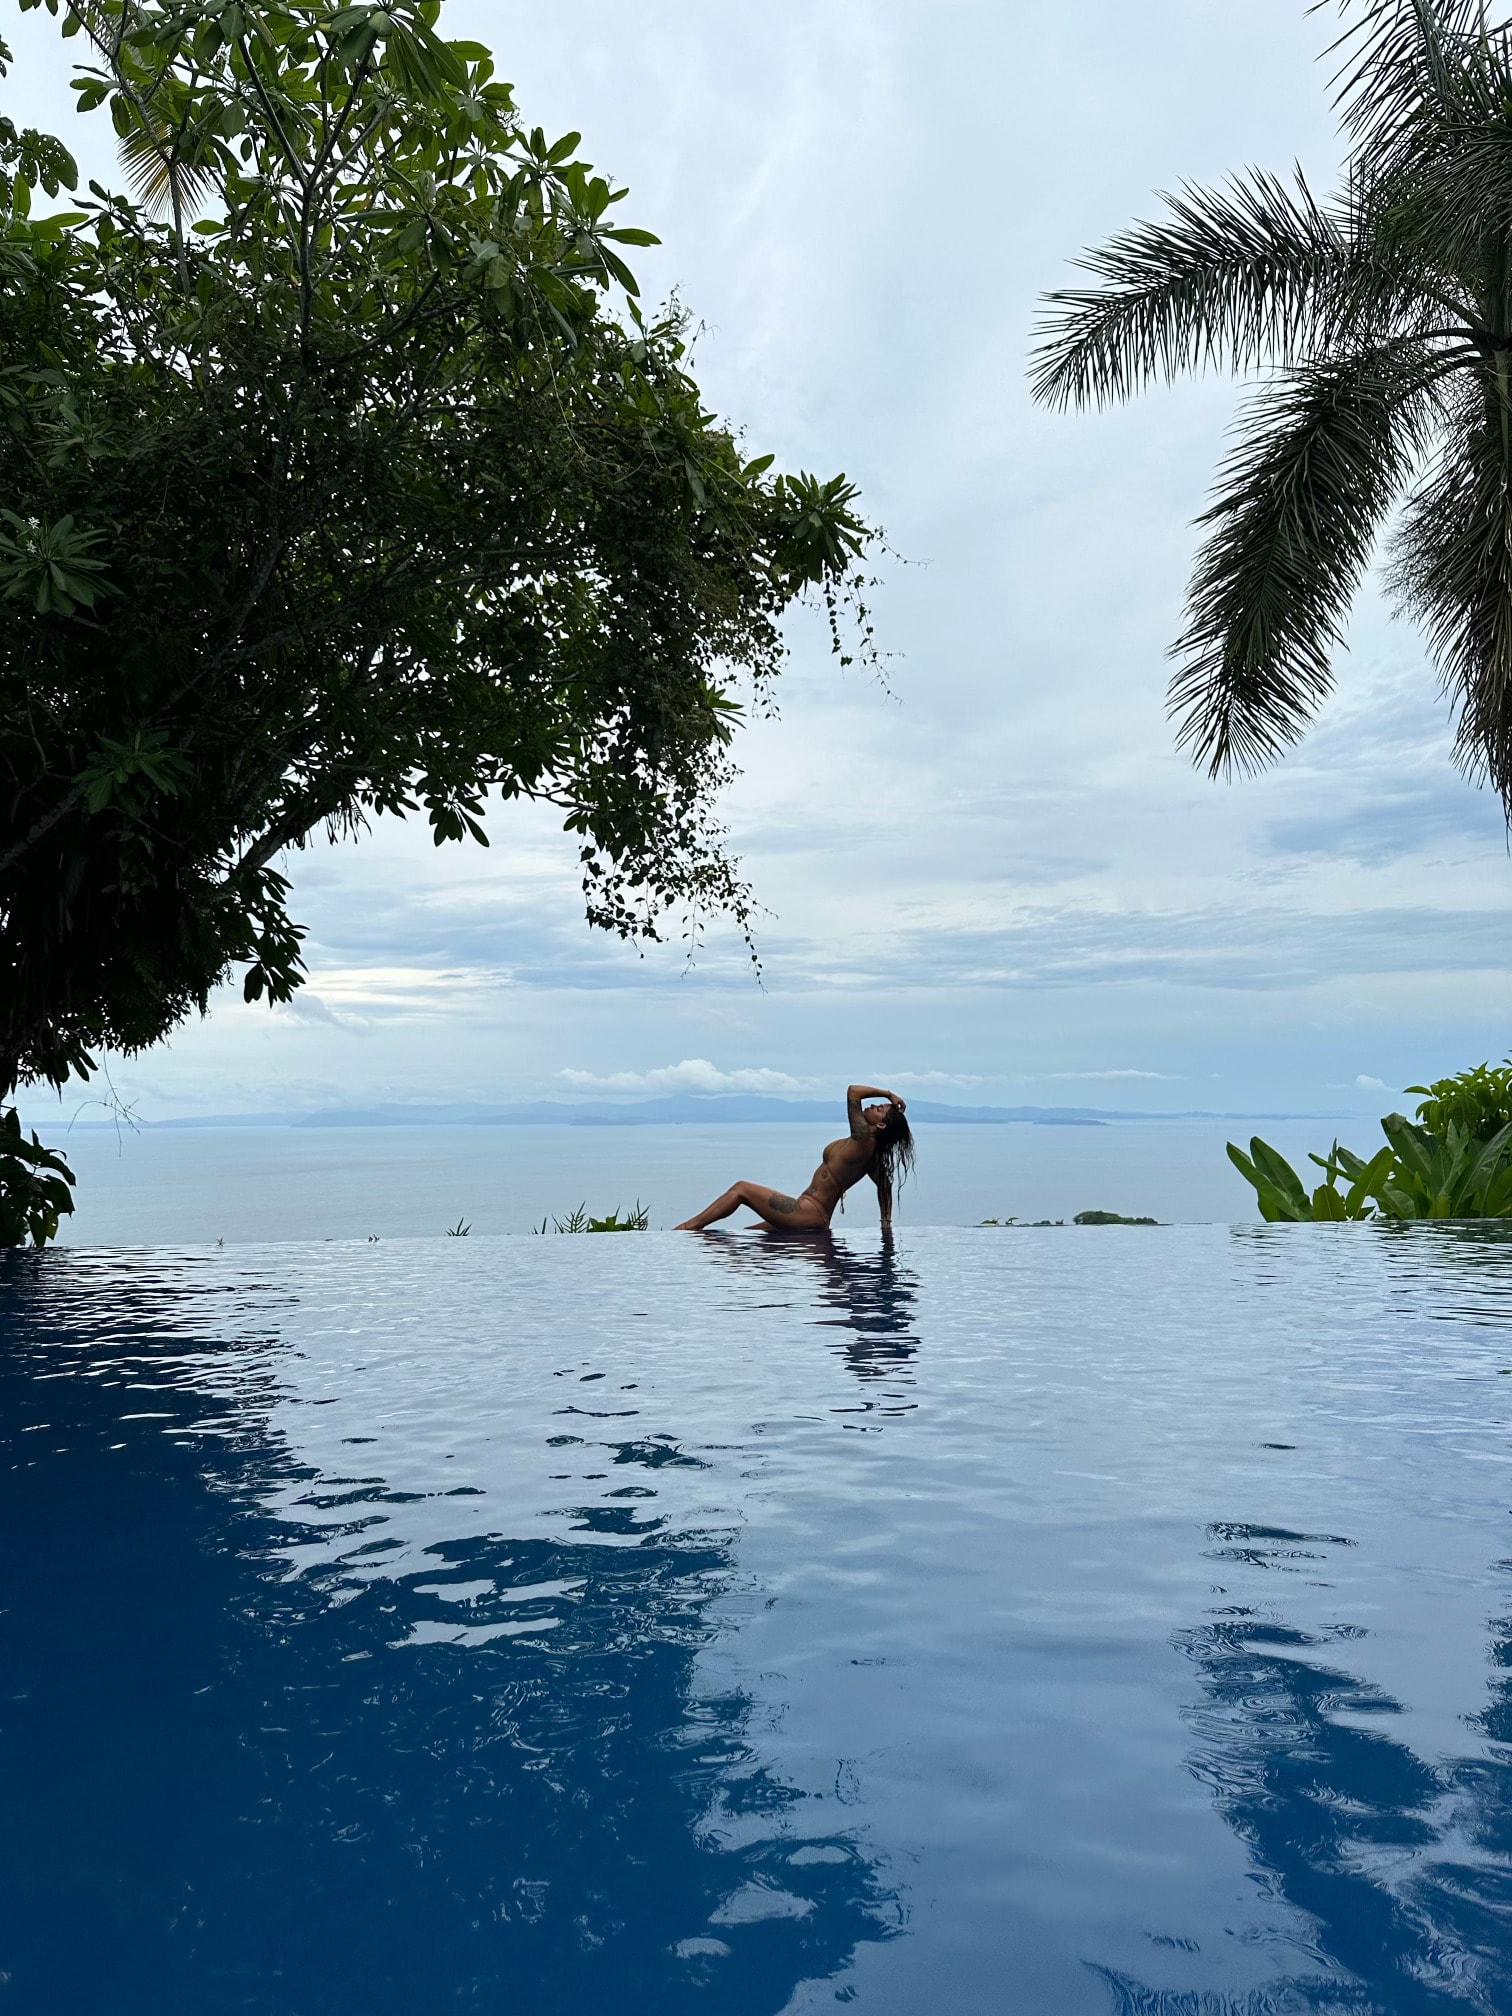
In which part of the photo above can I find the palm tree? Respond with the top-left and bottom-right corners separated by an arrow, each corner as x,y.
1032,0 -> 1512,813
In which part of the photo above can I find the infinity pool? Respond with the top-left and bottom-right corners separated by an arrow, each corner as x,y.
3,1225 -> 1512,2014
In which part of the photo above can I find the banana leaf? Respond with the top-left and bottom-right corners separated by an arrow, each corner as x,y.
1248,1137 -> 1313,1220
1457,1120 -> 1512,1214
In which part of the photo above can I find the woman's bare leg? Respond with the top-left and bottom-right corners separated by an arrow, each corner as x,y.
677,1181 -> 826,1231
676,1183 -> 745,1231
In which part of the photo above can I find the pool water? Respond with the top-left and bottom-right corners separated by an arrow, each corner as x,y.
3,1224 -> 1512,2014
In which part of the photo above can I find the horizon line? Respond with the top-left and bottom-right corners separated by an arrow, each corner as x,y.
36,1093 -> 1362,1132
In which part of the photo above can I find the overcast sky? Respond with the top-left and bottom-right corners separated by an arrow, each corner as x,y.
9,0 -> 1511,1118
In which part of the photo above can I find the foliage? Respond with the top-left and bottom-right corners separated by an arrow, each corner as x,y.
0,1107 -> 76,1247
1405,1059 -> 1512,1140
0,0 -> 875,1107
1032,1 -> 1512,812
446,1217 -> 470,1236
534,1202 -> 649,1234
1227,1063 -> 1512,1220
1229,1135 -> 1388,1221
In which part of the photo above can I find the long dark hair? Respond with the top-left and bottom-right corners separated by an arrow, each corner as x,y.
873,1104 -> 915,1202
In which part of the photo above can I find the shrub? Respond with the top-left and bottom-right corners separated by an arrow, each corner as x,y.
0,1108 -> 75,1248
1228,1063 -> 1512,1222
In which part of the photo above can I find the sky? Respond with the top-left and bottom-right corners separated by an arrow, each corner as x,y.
8,0 -> 1512,1119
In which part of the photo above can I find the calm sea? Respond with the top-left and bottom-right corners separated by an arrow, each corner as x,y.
42,1116 -> 1351,1245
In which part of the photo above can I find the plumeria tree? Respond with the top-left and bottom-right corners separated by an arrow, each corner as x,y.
1033,0 -> 1512,806
0,0 -> 874,1240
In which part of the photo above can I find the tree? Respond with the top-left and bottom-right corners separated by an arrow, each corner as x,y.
0,0 -> 875,1241
1032,0 -> 1512,808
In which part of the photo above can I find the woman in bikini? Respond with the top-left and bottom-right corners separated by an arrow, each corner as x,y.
675,1084 -> 916,1233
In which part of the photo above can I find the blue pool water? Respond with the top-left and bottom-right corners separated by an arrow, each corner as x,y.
3,1224 -> 1512,2014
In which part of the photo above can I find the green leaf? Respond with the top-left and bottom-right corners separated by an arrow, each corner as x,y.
598,243 -> 638,295
1248,1136 -> 1312,1218
1311,1181 -> 1348,1221
0,1108 -> 77,1248
1381,1112 -> 1437,1186
1345,1146 -> 1394,1216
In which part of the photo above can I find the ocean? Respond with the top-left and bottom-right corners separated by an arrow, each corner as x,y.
42,1115 -> 1351,1245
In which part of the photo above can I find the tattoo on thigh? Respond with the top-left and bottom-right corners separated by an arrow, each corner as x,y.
768,1192 -> 802,1214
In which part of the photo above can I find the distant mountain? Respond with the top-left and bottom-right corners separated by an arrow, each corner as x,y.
284,1095 -> 1122,1128
52,1095 -> 1346,1130
281,1095 -> 1337,1128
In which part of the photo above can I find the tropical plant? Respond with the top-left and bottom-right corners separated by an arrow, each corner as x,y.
0,1109 -> 76,1248
1032,0 -> 1512,807
534,1202 -> 650,1234
446,1217 -> 470,1237
1228,1062 -> 1512,1219
0,1 -> 875,1191
1229,1135 -> 1390,1220
1406,1058 -> 1512,1138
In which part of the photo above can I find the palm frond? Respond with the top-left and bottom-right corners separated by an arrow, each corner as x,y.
1032,171 -> 1360,411
1390,380 -> 1512,799
117,113 -> 221,221
71,5 -> 227,222
1169,344 -> 1430,775
1034,0 -> 1512,812
1333,2 -> 1512,285
1327,0 -> 1488,151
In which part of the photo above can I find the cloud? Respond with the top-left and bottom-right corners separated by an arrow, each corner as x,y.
559,1059 -> 815,1095
276,991 -> 358,1030
27,2 -> 1512,1123
886,1070 -> 984,1088
811,904 -> 1512,996
1260,772 -> 1505,867
292,966 -> 511,1019
1045,1068 -> 1183,1081
1356,1074 -> 1389,1090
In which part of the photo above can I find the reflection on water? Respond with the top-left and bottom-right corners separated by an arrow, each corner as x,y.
1104,1552 -> 1512,2015
696,1230 -> 920,1412
0,1252 -> 897,2016
7,1224 -> 1512,2016
1097,1230 -> 1512,2016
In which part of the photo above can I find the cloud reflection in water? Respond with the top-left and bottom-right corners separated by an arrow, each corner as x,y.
0,1250 -> 900,2016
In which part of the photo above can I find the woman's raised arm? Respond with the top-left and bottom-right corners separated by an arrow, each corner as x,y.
847,1083 -> 905,1138
847,1083 -> 904,1107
